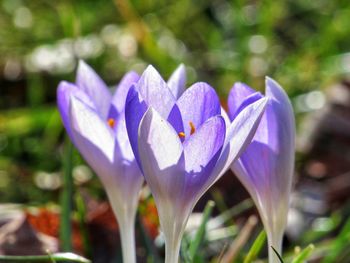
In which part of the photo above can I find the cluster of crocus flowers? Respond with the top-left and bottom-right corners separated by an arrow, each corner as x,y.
228,79 -> 295,263
57,61 -> 295,263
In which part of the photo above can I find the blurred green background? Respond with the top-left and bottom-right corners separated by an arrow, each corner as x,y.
1,0 -> 350,261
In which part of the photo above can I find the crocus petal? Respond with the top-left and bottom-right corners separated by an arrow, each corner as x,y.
138,107 -> 185,202
176,82 -> 221,137
167,104 -> 185,139
167,64 -> 186,99
125,86 -> 148,169
182,116 -> 225,201
115,112 -> 138,163
69,96 -> 115,181
76,60 -> 111,118
111,71 -> 140,114
265,77 -> 295,154
221,107 -> 231,129
136,65 -> 176,118
183,116 -> 225,174
213,97 -> 268,178
228,82 -> 255,119
265,77 -> 295,202
230,92 -> 263,120
57,81 -> 95,140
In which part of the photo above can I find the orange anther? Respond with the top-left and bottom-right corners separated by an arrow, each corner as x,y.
189,121 -> 196,135
107,118 -> 116,128
178,132 -> 185,138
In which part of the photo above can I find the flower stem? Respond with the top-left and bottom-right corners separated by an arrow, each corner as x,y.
164,235 -> 182,263
268,233 -> 283,263
119,215 -> 137,263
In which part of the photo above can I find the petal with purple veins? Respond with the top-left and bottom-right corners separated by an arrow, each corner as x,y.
69,96 -> 115,181
76,60 -> 112,119
111,71 -> 140,114
167,64 -> 186,99
125,86 -> 148,168
182,116 -> 225,200
57,81 -> 96,140
177,82 -> 221,137
214,97 -> 268,178
138,108 -> 185,201
136,65 -> 176,118
228,82 -> 255,119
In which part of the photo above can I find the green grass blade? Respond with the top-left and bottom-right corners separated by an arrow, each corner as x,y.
188,200 -> 215,260
322,217 -> 350,263
0,253 -> 90,262
291,244 -> 315,263
136,213 -> 162,263
75,192 -> 92,258
244,230 -> 267,263
60,139 -> 74,251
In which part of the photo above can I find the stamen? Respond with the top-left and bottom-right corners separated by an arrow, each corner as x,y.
178,132 -> 185,139
189,121 -> 196,135
107,118 -> 116,128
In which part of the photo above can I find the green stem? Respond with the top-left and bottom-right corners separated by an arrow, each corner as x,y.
60,139 -> 74,251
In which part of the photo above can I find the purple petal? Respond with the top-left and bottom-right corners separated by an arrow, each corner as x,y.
114,112 -> 137,163
230,92 -> 264,120
136,65 -> 176,118
265,77 -> 295,152
177,82 -> 221,137
76,60 -> 111,119
57,81 -> 95,140
264,77 -> 295,195
213,97 -> 268,177
111,71 -> 140,114
228,82 -> 255,120
178,116 -> 225,206
167,64 -> 186,99
183,116 -> 225,174
69,96 -> 115,180
70,96 -> 144,208
138,108 -> 185,201
167,104 -> 185,141
125,86 -> 148,169
237,141 -> 274,196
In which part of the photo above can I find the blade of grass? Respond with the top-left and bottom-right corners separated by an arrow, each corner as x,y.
209,199 -> 253,229
188,200 -> 215,260
271,246 -> 285,263
60,139 -> 74,251
221,215 -> 258,263
243,230 -> 267,263
322,217 -> 350,263
75,191 -> 91,258
0,253 -> 90,262
136,212 -> 161,263
291,244 -> 315,263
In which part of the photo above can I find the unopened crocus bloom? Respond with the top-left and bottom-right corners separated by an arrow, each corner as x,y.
228,78 -> 295,263
125,65 -> 268,263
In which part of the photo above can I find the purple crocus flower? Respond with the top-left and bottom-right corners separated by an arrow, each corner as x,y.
125,65 -> 268,263
228,78 -> 295,263
57,61 -> 145,263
